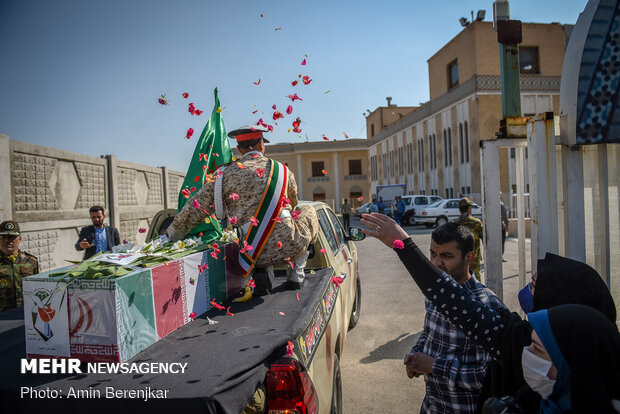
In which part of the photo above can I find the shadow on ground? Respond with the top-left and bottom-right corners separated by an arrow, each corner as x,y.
360,331 -> 422,364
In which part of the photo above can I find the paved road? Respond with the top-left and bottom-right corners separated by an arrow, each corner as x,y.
339,215 -> 531,413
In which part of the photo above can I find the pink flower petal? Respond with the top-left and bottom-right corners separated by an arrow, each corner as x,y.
393,240 -> 405,249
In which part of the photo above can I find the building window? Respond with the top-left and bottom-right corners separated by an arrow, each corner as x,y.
349,159 -> 362,175
448,59 -> 458,89
311,161 -> 325,177
459,123 -> 464,164
430,134 -> 437,170
398,147 -> 404,176
418,139 -> 425,172
510,148 -> 516,158
313,192 -> 325,201
383,153 -> 388,179
389,150 -> 395,177
443,129 -> 448,167
448,127 -> 453,166
519,46 -> 539,74
464,121 -> 470,163
371,124 -> 375,137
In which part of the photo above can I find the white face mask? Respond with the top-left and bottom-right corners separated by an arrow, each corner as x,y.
521,346 -> 556,400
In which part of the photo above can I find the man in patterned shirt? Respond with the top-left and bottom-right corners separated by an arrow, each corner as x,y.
404,222 -> 504,413
167,124 -> 319,291
0,221 -> 40,312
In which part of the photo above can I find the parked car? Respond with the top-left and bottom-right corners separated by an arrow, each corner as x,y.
415,198 -> 483,228
354,202 -> 375,216
400,195 -> 443,226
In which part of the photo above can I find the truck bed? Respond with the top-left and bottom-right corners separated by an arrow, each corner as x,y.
0,268 -> 335,414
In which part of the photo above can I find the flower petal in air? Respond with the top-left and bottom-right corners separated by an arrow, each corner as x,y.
229,193 -> 240,200
186,128 -> 194,139
194,109 -> 203,116
182,92 -> 189,98
286,105 -> 293,115
250,217 -> 260,226
393,240 -> 405,249
301,58 -> 306,65
302,75 -> 312,85
322,135 -> 329,140
291,80 -> 298,87
253,78 -> 261,85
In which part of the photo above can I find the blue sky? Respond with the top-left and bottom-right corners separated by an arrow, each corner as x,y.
0,0 -> 587,172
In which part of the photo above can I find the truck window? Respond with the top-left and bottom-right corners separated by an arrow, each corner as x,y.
326,209 -> 347,247
317,209 -> 339,254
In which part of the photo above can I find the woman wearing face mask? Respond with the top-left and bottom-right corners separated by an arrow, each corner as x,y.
359,213 -> 620,412
523,304 -> 620,413
479,253 -> 618,413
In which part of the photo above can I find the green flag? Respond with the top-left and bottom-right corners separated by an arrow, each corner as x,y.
177,88 -> 233,242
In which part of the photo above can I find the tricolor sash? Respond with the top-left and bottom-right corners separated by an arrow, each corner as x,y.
238,160 -> 288,277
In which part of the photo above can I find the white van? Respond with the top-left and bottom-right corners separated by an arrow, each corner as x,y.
401,195 -> 443,226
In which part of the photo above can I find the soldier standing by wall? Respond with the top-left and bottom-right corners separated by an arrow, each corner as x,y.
0,221 -> 40,312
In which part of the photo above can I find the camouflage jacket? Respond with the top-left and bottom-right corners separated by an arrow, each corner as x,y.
452,215 -> 483,276
168,151 -> 319,266
0,250 -> 40,312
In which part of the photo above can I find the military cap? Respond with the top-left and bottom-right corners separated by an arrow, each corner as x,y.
458,198 -> 474,208
0,221 -> 20,236
228,124 -> 270,143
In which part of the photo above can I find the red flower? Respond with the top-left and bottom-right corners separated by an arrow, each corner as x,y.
186,128 -> 194,139
272,110 -> 284,120
287,93 -> 303,102
189,312 -> 197,320
182,189 -> 191,199
291,80 -> 298,87
253,78 -> 261,85
331,276 -> 344,287
182,92 -> 189,98
286,105 -> 293,115
188,103 -> 195,115
210,299 -> 225,310
302,75 -> 312,85
194,109 -> 203,116
272,104 -> 277,110
138,228 -> 146,233
301,58 -> 306,65
322,135 -> 329,140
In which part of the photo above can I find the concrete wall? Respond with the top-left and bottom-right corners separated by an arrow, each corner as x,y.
0,135 -> 185,272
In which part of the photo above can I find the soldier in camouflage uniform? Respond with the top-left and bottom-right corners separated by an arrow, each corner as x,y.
0,221 -> 40,312
451,198 -> 483,276
168,124 -> 319,290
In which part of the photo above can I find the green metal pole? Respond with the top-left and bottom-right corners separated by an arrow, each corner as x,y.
500,43 -> 521,117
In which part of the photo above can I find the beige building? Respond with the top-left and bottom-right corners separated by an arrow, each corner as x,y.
368,21 -> 570,199
261,21 -> 571,209
262,139 -> 370,211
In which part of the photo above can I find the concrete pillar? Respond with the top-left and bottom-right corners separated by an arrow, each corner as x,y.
0,134 -> 12,221
106,155 -> 120,229
480,140 -> 503,298
296,154 -> 303,199
161,166 -> 170,209
333,152 -> 340,209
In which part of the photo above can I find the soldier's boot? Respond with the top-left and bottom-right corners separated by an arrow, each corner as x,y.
285,250 -> 310,290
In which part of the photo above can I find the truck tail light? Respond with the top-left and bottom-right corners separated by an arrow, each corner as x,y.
265,357 -> 318,414
422,211 -> 428,216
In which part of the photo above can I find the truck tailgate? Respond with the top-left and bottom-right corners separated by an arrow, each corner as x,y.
0,268 -> 335,414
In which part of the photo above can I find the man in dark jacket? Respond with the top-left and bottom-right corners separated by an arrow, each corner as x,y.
75,206 -> 120,260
